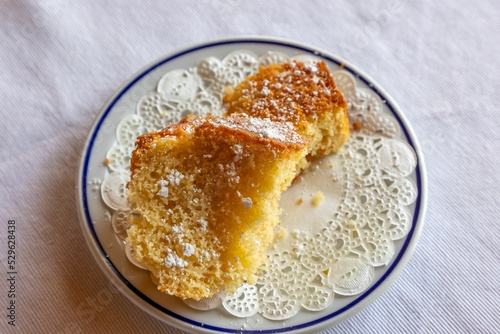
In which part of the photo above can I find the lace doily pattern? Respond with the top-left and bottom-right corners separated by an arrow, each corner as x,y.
100,51 -> 418,321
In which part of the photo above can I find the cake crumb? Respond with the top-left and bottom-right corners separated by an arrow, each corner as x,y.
353,122 -> 362,131
311,191 -> 324,206
296,198 -> 303,205
274,227 -> 287,242
104,158 -> 111,166
292,175 -> 303,184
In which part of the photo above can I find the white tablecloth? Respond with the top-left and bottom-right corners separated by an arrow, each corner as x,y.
1,1 -> 498,333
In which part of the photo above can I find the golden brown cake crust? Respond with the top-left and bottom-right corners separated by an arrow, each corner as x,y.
131,114 -> 305,174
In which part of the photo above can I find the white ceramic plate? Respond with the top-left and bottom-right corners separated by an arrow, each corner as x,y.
76,36 -> 427,333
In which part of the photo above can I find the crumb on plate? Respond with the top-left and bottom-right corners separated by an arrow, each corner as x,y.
311,191 -> 324,206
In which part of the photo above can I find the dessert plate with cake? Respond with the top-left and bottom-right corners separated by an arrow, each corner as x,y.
77,37 -> 427,333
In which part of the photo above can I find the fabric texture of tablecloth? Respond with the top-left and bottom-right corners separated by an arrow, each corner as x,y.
0,0 -> 498,333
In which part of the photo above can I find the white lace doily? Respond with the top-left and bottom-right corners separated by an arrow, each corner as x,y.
101,51 -> 417,320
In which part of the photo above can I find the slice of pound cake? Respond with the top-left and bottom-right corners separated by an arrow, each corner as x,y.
224,60 -> 349,168
126,114 -> 307,300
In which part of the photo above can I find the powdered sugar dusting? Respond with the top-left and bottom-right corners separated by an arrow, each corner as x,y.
167,169 -> 184,185
183,243 -> 196,257
209,115 -> 303,144
198,219 -> 208,231
231,144 -> 243,161
242,197 -> 253,208
157,170 -> 184,198
261,86 -> 270,96
165,249 -> 188,268
304,62 -> 319,74
157,180 -> 169,198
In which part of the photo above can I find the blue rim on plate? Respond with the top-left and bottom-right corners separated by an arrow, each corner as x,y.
77,36 -> 427,333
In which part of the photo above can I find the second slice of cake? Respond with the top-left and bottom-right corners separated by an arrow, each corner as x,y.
224,60 -> 350,169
